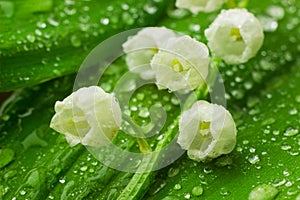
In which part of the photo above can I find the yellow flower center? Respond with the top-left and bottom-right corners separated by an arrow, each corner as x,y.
230,27 -> 243,42
171,58 -> 184,72
198,121 -> 211,140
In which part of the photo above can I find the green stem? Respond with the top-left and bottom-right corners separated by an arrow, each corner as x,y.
237,0 -> 249,8
137,138 -> 151,153
122,114 -> 152,153
226,0 -> 237,8
117,117 -> 180,200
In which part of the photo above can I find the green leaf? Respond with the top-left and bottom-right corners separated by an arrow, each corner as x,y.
1,0 -> 300,199
0,0 -> 169,91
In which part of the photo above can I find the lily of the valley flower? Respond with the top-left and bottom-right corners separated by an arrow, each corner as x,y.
123,27 -> 176,80
176,0 -> 225,14
205,9 -> 264,64
177,100 -> 237,161
50,86 -> 122,147
150,35 -> 210,91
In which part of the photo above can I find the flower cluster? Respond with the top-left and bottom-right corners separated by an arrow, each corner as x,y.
50,1 -> 264,162
122,26 -> 237,161
123,27 -> 210,91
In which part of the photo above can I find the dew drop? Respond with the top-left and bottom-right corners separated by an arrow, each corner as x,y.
283,127 -> 299,137
281,145 -> 291,151
249,147 -> 256,153
262,118 -> 276,125
64,7 -> 76,15
171,96 -> 180,105
136,93 -> 145,101
295,95 -> 300,103
138,107 -> 149,118
2,114 -> 10,121
80,166 -> 88,172
36,21 -> 47,29
247,96 -> 260,108
20,190 -> 26,195
167,8 -> 190,19
70,35 -> 81,47
258,16 -> 278,32
266,6 -> 285,20
286,188 -> 298,196
167,167 -> 179,177
231,89 -> 244,99
248,155 -> 260,164
285,181 -> 293,187
283,170 -> 290,177
272,130 -> 280,135
248,184 -> 278,200
26,34 -> 36,43
244,81 -> 253,90
191,186 -> 203,196
288,108 -> 298,115
220,187 -> 230,196
122,12 -> 135,25
148,180 -> 166,195
189,24 -> 201,32
143,4 -> 158,14
203,167 -> 213,174
48,17 -> 59,27
59,178 -> 66,184
100,17 -> 110,25
174,183 -> 181,190
184,193 -> 191,199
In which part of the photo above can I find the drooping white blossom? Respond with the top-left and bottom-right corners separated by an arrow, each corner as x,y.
205,9 -> 264,64
177,100 -> 237,161
176,0 -> 225,14
50,86 -> 122,147
123,27 -> 177,79
150,35 -> 210,91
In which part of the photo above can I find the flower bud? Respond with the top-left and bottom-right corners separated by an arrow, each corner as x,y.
50,86 -> 122,147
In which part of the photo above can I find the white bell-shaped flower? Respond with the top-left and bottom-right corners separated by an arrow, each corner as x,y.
205,9 -> 264,64
151,35 -> 210,91
176,0 -> 225,14
50,86 -> 122,147
123,27 -> 177,80
177,100 -> 237,161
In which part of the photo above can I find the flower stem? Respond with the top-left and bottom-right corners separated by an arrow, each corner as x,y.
122,114 -> 152,153
137,138 -> 151,153
226,0 -> 237,8
238,0 -> 249,8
